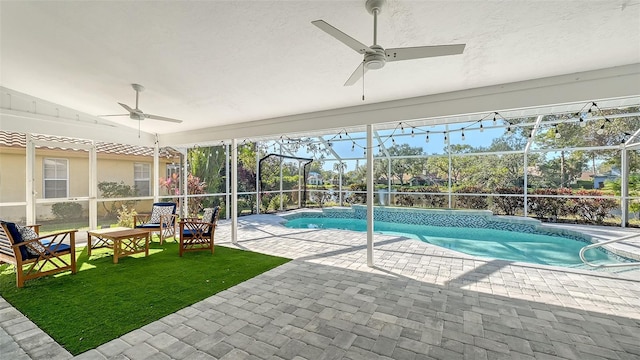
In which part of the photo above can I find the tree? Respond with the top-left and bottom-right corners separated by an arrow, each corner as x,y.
188,146 -> 227,195
375,144 -> 425,186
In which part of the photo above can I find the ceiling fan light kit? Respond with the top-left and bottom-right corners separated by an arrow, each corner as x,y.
313,0 -> 465,86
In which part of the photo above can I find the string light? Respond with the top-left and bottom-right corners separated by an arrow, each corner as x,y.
597,117 -> 611,135
255,101 -> 631,158
553,124 -> 561,139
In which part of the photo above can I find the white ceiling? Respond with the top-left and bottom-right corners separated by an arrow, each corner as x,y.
1,0 -> 640,139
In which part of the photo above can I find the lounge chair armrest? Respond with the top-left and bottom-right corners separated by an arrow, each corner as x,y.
12,229 -> 77,252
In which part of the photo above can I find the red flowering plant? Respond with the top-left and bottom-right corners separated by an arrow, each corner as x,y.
159,173 -> 208,216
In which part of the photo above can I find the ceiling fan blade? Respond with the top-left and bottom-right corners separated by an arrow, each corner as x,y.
118,102 -> 135,113
312,20 -> 372,54
145,114 -> 183,123
344,62 -> 367,86
385,44 -> 465,62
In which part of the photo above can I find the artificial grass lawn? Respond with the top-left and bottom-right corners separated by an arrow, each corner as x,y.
0,242 -> 290,355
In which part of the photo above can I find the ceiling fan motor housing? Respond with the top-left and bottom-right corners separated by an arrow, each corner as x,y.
365,45 -> 386,69
129,111 -> 145,121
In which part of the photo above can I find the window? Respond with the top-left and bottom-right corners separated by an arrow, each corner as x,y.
166,163 -> 180,179
134,163 -> 151,196
43,158 -> 68,198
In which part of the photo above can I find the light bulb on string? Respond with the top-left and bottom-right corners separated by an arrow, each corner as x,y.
461,131 -> 465,141
410,129 -> 415,138
425,132 -> 430,143
554,125 -> 561,139
597,124 -> 605,135
444,131 -> 447,142
493,113 -> 497,126
351,142 -> 355,152
479,123 -> 484,132
400,124 -> 405,134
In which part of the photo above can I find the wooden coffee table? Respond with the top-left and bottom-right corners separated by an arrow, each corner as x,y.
87,227 -> 150,264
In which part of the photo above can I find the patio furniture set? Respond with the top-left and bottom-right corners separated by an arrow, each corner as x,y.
0,203 -> 220,287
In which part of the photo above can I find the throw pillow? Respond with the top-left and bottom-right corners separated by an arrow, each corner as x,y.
149,205 -> 175,224
17,225 -> 46,256
202,208 -> 214,224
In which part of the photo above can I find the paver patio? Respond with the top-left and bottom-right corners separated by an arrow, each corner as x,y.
2,214 -> 640,359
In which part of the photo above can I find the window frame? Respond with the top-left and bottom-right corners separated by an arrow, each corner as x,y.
134,162 -> 151,197
43,158 -> 69,199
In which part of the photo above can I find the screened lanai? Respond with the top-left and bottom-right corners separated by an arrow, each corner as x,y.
2,88 -> 639,235
3,2 -> 640,359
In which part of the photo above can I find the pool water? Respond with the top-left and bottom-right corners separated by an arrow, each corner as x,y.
285,217 -> 622,267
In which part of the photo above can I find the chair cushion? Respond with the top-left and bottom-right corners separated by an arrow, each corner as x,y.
1,221 -> 29,260
149,203 -> 176,224
40,239 -> 71,253
17,225 -> 46,257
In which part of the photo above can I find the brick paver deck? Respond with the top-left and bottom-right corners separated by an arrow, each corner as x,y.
2,214 -> 640,359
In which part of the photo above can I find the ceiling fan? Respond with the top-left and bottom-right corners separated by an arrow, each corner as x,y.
101,83 -> 183,123
312,0 -> 465,86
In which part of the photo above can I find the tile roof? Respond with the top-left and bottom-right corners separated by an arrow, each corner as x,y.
0,131 -> 180,158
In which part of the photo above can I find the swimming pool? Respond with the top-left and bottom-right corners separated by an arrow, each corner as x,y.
283,207 -> 634,268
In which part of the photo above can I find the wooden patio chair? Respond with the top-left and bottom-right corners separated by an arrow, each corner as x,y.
0,221 -> 77,288
179,206 -> 220,256
134,202 -> 177,244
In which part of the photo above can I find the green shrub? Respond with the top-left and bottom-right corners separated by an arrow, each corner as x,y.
492,187 -> 524,215
269,194 -> 289,212
51,202 -> 83,220
97,181 -> 137,217
116,205 -> 137,228
567,189 -> 618,224
528,188 -> 572,219
346,184 -> 367,204
420,186 -> 447,208
453,186 -> 488,210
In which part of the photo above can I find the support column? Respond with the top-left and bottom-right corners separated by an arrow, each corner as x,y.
89,141 -> 97,230
367,124 -> 374,267
182,148 -> 188,218
280,143 -> 284,211
446,125 -> 452,208
225,143 -> 230,220
523,152 -> 528,217
153,142 -> 159,203
256,142 -> 260,215
339,162 -> 343,206
25,134 -> 35,224
621,148 -> 629,227
231,139 -> 238,244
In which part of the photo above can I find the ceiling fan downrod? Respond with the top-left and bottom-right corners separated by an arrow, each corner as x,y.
366,0 -> 385,46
